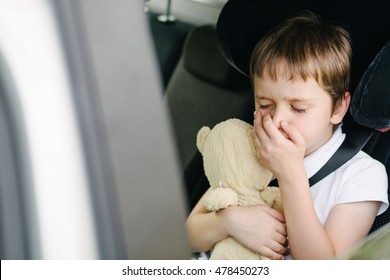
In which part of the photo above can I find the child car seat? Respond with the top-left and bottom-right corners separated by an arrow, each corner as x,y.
164,25 -> 254,205
185,0 -> 390,230
351,40 -> 390,232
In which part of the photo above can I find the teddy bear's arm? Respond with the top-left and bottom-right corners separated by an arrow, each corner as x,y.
261,187 -> 283,214
203,187 -> 239,212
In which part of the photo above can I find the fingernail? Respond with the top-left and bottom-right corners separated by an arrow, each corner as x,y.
253,111 -> 257,118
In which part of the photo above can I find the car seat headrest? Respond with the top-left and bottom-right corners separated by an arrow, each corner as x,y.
350,40 -> 390,132
183,25 -> 248,90
216,0 -> 390,94
217,0 -> 306,77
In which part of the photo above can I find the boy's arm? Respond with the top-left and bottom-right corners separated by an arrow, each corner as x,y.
280,167 -> 380,259
185,189 -> 228,252
253,112 -> 380,259
254,112 -> 336,258
186,189 -> 288,259
324,201 -> 380,254
277,169 -> 337,259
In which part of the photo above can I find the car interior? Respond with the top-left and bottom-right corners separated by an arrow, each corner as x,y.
0,0 -> 192,260
0,0 -> 388,260
149,0 -> 390,246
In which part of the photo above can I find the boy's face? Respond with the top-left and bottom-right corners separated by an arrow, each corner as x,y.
253,67 -> 348,156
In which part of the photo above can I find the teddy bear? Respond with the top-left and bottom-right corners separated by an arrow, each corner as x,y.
196,118 -> 283,260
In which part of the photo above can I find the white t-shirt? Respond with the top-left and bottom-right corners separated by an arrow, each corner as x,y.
306,126 -> 388,224
285,125 -> 388,259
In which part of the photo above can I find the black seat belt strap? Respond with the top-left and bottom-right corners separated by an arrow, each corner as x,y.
269,127 -> 374,187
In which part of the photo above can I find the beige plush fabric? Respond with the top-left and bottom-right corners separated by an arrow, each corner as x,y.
197,118 -> 282,260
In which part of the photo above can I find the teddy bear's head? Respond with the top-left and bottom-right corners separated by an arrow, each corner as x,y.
196,118 -> 272,190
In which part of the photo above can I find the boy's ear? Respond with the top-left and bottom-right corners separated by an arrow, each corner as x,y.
331,91 -> 351,125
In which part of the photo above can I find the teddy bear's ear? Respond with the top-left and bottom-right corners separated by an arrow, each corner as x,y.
196,126 -> 210,155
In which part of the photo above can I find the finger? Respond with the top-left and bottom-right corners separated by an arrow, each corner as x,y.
253,111 -> 268,147
281,121 -> 305,146
267,239 -> 288,256
274,232 -> 287,245
253,132 -> 263,153
253,114 -> 262,147
262,113 -> 282,140
276,223 -> 287,237
255,114 -> 276,145
263,206 -> 285,223
257,245 -> 284,260
253,110 -> 263,134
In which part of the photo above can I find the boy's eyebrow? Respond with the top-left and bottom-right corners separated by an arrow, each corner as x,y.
255,95 -> 314,103
254,96 -> 271,100
284,97 -> 314,103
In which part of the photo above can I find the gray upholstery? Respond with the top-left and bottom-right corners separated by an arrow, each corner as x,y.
165,25 -> 253,174
183,25 -> 248,90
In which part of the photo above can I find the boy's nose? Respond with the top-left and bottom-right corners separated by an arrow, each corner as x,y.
270,107 -> 284,129
270,109 -> 290,139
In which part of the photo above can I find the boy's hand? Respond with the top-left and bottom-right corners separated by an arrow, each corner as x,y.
253,111 -> 306,179
218,205 -> 288,260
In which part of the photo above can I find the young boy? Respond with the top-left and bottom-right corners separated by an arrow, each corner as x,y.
185,13 -> 388,260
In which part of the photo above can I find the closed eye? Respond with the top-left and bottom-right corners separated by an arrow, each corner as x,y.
291,106 -> 306,114
259,104 -> 272,109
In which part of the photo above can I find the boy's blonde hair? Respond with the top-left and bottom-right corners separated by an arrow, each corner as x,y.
250,13 -> 352,107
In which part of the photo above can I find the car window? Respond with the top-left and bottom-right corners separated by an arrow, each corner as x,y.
0,51 -> 32,259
